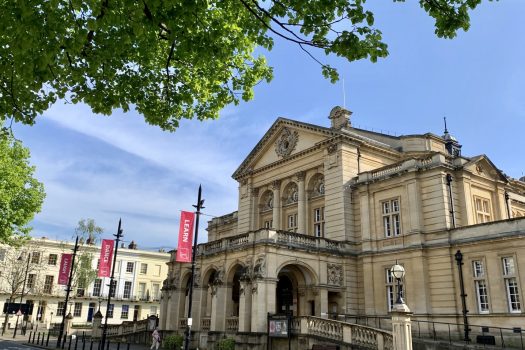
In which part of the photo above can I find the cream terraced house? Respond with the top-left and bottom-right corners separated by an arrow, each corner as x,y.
0,237 -> 170,329
160,107 -> 525,349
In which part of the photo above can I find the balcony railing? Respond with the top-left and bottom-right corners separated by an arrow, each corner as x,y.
226,317 -> 239,332
197,229 -> 350,256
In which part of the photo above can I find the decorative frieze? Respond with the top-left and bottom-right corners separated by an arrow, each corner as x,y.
275,127 -> 299,158
327,264 -> 344,286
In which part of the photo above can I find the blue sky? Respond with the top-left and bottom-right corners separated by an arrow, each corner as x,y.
13,1 -> 525,250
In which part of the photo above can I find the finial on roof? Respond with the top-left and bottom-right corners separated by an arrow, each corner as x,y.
329,106 -> 352,129
441,117 -> 461,157
443,116 -> 448,134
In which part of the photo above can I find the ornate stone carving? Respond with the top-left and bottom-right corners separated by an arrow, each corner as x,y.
193,268 -> 201,287
253,256 -> 266,280
327,143 -> 337,154
213,267 -> 225,285
327,264 -> 344,286
251,284 -> 258,294
260,191 -> 273,211
275,127 -> 299,158
295,171 -> 306,182
252,187 -> 259,197
310,175 -> 325,198
283,183 -> 299,205
272,180 -> 281,190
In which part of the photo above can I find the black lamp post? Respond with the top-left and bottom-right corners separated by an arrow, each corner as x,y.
390,262 -> 405,305
13,252 -> 31,338
184,185 -> 205,350
454,250 -> 470,342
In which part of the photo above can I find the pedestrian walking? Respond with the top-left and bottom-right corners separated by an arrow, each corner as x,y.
151,327 -> 161,350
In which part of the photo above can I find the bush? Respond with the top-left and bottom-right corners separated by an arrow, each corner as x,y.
163,334 -> 183,350
217,338 -> 235,350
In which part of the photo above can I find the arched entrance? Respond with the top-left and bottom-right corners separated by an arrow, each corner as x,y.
276,263 -> 317,317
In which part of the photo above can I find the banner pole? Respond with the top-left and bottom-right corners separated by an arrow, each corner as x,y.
56,236 -> 79,348
100,219 -> 123,350
184,185 -> 204,350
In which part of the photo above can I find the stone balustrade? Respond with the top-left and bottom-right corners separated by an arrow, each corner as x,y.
295,316 -> 393,350
201,318 -> 211,331
102,318 -> 149,337
226,317 -> 239,332
197,229 -> 349,256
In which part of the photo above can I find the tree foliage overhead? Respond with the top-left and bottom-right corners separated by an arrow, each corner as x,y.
0,0 -> 488,131
0,130 -> 45,244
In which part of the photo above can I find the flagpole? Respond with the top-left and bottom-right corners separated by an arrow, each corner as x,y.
184,185 -> 204,350
56,236 -> 79,348
100,219 -> 123,350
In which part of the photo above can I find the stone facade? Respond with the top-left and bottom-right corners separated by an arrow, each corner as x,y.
161,107 -> 525,349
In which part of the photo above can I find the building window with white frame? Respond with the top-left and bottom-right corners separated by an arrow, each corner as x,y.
138,282 -> 146,299
43,275 -> 54,294
73,302 -> 82,317
474,197 -> 492,223
472,260 -> 489,313
382,199 -> 401,237
107,304 -> 114,318
93,279 -> 102,297
123,281 -> 132,299
126,262 -> 134,273
57,302 -> 65,316
31,252 -> 41,264
502,256 -> 521,312
110,280 -> 117,298
152,283 -> 160,301
313,207 -> 325,237
264,219 -> 273,229
27,274 -> 36,290
48,254 -> 57,265
287,213 -> 297,232
121,305 -> 129,319
140,263 -> 148,274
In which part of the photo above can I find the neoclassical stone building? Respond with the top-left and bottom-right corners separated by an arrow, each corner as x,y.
160,107 -> 525,349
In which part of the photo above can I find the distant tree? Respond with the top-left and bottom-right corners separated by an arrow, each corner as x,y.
0,243 -> 46,334
0,0 -> 492,131
0,129 -> 45,245
69,219 -> 104,297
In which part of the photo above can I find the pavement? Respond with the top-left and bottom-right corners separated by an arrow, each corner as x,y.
0,330 -> 154,350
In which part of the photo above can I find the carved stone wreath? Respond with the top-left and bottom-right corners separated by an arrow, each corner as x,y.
327,264 -> 343,286
275,127 -> 299,158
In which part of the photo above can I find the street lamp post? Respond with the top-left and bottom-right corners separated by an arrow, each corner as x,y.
390,261 -> 405,305
13,252 -> 31,338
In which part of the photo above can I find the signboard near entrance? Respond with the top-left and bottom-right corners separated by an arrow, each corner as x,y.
268,315 -> 289,338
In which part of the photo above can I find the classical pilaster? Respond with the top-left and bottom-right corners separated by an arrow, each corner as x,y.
251,279 -> 277,333
272,180 -> 281,230
296,172 -> 306,234
251,188 -> 260,231
210,283 -> 226,332
238,279 -> 252,332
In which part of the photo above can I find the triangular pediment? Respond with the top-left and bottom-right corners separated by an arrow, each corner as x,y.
232,118 -> 336,179
463,155 -> 508,182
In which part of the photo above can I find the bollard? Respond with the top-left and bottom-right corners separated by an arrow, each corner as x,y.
47,331 -> 51,346
75,334 -> 79,350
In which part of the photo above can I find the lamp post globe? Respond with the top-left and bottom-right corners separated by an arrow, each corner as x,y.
390,262 -> 405,305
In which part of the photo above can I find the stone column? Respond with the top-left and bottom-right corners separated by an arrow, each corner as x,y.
296,172 -> 306,234
272,180 -> 281,230
191,286 -> 204,332
238,280 -> 252,332
391,303 -> 413,350
251,279 -> 277,333
316,288 -> 328,318
210,284 -> 226,332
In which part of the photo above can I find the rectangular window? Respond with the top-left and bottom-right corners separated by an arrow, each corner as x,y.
287,213 -> 297,232
264,220 -> 273,229
152,284 -> 160,301
110,280 -> 117,298
57,302 -> 65,317
474,197 -> 491,223
123,281 -> 132,299
140,263 -> 148,274
382,199 -> 401,237
93,279 -> 102,297
313,207 -> 325,237
31,252 -> 41,264
121,305 -> 129,319
472,260 -> 489,313
27,274 -> 36,289
502,257 -> 521,312
43,275 -> 54,294
138,283 -> 146,299
386,268 -> 394,312
48,254 -> 58,265
73,302 -> 82,317
107,304 -> 114,318
154,265 -> 161,277
126,262 -> 134,273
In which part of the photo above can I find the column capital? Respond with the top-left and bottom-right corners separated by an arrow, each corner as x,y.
295,171 -> 306,182
272,180 -> 281,190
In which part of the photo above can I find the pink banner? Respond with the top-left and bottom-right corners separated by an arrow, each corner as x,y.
176,211 -> 195,263
58,254 -> 72,285
98,239 -> 114,277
